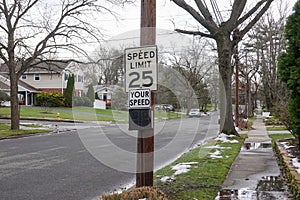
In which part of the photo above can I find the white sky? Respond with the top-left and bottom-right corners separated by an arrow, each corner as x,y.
101,0 -> 297,39
61,0 -> 298,59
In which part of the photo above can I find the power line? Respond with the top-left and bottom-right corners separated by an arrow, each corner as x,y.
209,0 -> 223,25
51,31 -> 189,46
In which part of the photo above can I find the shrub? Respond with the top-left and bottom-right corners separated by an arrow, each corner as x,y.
0,91 -> 10,102
102,187 -> 168,200
64,74 -> 75,107
36,92 -> 64,107
81,96 -> 92,107
73,96 -> 84,106
86,84 -> 95,103
73,96 -> 92,107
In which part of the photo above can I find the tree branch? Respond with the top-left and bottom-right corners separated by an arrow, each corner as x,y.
228,0 -> 247,28
239,0 -> 274,39
172,0 -> 218,33
175,28 -> 214,39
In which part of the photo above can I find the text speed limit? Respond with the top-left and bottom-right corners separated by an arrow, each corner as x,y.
125,46 -> 158,92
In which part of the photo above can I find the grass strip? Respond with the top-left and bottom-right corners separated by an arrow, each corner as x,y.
0,123 -> 52,139
154,136 -> 245,200
269,133 -> 294,148
266,126 -> 288,131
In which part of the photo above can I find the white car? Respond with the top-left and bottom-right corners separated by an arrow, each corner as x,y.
1,101 -> 10,107
188,108 -> 201,117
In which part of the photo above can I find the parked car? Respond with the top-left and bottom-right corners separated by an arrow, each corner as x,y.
188,108 -> 201,117
0,101 -> 10,107
155,104 -> 163,110
162,104 -> 174,112
155,104 -> 174,112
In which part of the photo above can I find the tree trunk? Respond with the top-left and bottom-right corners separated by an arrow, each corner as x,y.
10,72 -> 20,130
217,37 -> 238,136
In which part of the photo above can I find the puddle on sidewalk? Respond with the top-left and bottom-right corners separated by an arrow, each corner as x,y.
216,176 -> 292,200
242,142 -> 272,150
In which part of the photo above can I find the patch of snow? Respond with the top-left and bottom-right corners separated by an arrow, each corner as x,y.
238,188 -> 257,199
160,176 -> 175,182
209,150 -> 223,159
172,162 -> 198,175
280,142 -> 295,150
215,134 -> 238,143
292,158 -> 300,174
204,145 -> 231,149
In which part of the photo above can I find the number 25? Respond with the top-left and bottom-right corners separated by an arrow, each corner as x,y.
129,71 -> 153,88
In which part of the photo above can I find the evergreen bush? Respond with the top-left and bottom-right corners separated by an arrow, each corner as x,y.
64,74 -> 75,107
36,92 -> 64,107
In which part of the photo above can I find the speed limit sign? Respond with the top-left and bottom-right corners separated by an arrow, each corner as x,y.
125,46 -> 158,92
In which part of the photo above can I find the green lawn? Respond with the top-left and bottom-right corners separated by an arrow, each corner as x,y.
154,135 -> 245,200
266,126 -> 288,131
0,123 -> 52,139
269,133 -> 294,148
0,106 -> 184,122
102,135 -> 245,200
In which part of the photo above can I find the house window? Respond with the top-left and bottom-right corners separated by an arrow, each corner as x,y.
34,73 -> 40,81
77,75 -> 83,82
64,73 -> 69,81
21,74 -> 27,80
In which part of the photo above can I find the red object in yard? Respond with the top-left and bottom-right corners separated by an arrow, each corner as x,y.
106,100 -> 111,107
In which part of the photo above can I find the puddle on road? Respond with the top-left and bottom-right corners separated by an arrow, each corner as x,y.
242,142 -> 272,150
216,176 -> 292,200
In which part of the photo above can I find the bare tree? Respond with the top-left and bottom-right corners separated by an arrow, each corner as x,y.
164,38 -> 214,111
172,0 -> 274,135
0,0 -> 131,129
96,48 -> 124,85
83,47 -> 124,86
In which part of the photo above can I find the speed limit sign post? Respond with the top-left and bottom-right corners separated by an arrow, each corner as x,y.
125,46 -> 158,92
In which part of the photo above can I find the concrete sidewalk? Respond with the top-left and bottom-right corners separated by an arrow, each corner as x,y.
217,116 -> 291,199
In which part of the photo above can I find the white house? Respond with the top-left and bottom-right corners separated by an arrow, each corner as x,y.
93,85 -> 115,109
20,61 -> 85,96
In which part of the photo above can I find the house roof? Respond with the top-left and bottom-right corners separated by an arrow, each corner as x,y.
0,60 -> 72,74
0,74 -> 40,93
18,79 -> 40,92
94,85 -> 118,93
0,80 -> 10,91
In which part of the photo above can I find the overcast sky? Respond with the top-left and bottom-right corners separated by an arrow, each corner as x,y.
101,0 -> 297,39
65,0 -> 297,60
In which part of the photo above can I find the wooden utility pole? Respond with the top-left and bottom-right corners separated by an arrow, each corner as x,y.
233,29 -> 240,127
235,46 -> 239,127
136,0 -> 156,187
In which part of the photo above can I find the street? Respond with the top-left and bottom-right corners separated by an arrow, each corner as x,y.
0,112 -> 219,200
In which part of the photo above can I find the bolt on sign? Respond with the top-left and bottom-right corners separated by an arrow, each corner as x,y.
125,46 -> 158,92
128,88 -> 152,130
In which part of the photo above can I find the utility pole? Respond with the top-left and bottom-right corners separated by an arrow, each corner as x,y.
235,46 -> 239,127
233,29 -> 240,127
136,0 -> 156,187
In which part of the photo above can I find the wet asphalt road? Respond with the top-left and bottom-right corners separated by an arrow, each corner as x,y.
0,113 -> 219,200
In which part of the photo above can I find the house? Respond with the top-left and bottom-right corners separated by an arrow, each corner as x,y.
94,85 -> 113,109
0,61 -> 85,106
0,74 -> 40,105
